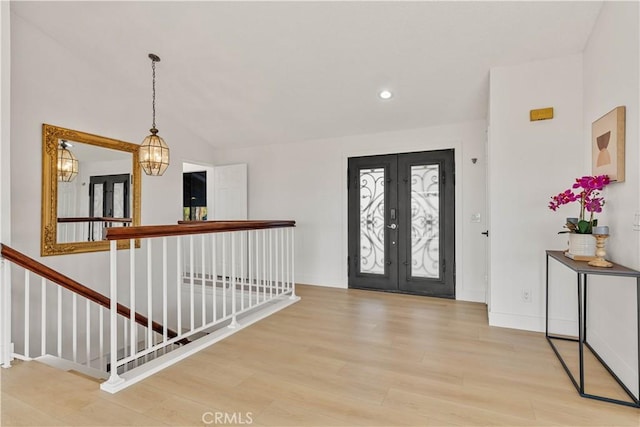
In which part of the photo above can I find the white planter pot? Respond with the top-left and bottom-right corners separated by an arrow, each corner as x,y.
568,233 -> 596,257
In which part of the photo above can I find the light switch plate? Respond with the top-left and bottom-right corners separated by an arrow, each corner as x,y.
471,213 -> 481,223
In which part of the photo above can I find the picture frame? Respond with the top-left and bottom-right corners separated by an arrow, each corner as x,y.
592,106 -> 625,182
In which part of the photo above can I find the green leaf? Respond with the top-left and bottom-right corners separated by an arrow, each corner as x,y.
577,220 -> 591,234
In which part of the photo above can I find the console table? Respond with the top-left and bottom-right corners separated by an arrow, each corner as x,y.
545,250 -> 640,408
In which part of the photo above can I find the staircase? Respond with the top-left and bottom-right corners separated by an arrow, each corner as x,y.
0,220 -> 299,392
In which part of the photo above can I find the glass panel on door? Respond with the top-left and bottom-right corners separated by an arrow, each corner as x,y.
410,164 -> 440,279
359,168 -> 385,275
113,182 -> 125,218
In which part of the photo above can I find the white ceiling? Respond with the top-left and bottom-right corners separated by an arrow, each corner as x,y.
12,1 -> 603,149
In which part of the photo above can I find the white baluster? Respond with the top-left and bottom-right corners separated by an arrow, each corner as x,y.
281,228 -> 286,294
211,233 -> 218,322
229,232 -> 238,328
1,258 -> 13,367
276,228 -> 280,295
123,318 -> 128,372
201,234 -> 206,327
105,240 -> 123,387
269,229 -> 273,299
130,239 -> 137,358
248,231 -> 253,309
41,278 -> 46,356
176,236 -> 182,335
211,234 -> 217,322
285,228 -> 290,293
86,299 -> 90,367
162,237 -> 168,343
262,229 -> 266,303
72,293 -> 77,362
57,286 -> 62,358
99,306 -> 104,371
189,235 -> 194,331
240,231 -> 245,311
147,239 -> 153,347
222,233 -> 227,318
24,270 -> 29,358
290,227 -> 297,299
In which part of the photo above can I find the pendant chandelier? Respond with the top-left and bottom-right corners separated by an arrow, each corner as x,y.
139,53 -> 170,176
57,140 -> 78,182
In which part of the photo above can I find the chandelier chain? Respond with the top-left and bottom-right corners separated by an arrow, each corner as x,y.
151,58 -> 156,129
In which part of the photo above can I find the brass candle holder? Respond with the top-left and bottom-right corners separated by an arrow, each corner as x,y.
588,233 -> 613,268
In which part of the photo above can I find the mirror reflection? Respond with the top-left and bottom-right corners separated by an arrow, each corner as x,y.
57,141 -> 133,243
41,124 -> 141,256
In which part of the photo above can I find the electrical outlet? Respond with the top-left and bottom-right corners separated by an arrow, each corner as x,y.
522,289 -> 531,303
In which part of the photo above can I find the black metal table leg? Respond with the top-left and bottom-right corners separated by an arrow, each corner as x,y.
578,272 -> 584,394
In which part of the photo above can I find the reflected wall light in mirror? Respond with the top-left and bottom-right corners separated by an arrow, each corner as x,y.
57,140 -> 78,182
41,124 -> 141,256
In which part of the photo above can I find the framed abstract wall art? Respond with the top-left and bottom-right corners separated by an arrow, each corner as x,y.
592,106 -> 625,182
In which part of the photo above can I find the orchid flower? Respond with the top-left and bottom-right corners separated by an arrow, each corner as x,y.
548,175 -> 609,233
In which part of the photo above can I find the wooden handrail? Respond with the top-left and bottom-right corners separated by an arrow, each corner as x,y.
106,220 -> 295,241
0,244 -> 185,343
58,217 -> 132,223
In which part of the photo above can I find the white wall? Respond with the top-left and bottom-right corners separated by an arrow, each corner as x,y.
213,164 -> 248,221
213,120 -> 487,302
10,12 -> 217,292
1,1 -> 11,246
0,0 -> 13,367
582,1 -> 639,399
488,54 -> 585,331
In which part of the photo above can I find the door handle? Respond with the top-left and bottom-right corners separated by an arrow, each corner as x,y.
481,230 -> 489,236
387,224 -> 397,230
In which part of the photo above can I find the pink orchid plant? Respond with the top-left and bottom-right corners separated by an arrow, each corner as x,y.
548,175 -> 610,234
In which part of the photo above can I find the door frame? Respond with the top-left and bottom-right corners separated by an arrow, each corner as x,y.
341,142 -> 464,299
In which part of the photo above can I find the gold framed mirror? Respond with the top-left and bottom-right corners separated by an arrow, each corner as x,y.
41,124 -> 141,256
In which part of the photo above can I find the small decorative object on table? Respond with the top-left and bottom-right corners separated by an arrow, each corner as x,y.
548,175 -> 610,257
588,226 -> 613,268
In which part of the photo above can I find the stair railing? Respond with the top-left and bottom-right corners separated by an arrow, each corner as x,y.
0,220 -> 297,393
0,244 -> 176,375
101,220 -> 297,393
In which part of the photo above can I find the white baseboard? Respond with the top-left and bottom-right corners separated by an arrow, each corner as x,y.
297,280 -> 346,289
489,311 -> 577,335
587,330 -> 639,400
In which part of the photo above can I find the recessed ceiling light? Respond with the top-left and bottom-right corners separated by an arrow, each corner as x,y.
379,90 -> 393,100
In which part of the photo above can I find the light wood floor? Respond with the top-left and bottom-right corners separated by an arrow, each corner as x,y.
2,285 -> 639,426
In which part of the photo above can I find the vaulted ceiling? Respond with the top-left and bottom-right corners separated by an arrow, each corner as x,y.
12,1 -> 603,148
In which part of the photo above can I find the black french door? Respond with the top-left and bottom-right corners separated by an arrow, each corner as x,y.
347,150 -> 455,298
88,173 -> 130,241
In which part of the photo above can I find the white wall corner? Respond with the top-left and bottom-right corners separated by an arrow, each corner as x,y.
488,311 -> 578,335
457,288 -> 486,304
0,0 -> 12,246
588,329 -> 639,399
488,311 -> 544,333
